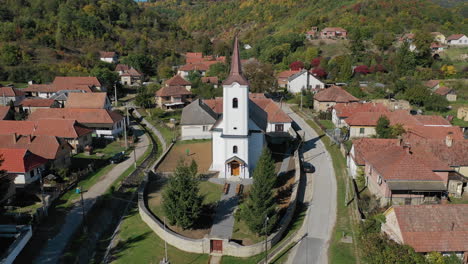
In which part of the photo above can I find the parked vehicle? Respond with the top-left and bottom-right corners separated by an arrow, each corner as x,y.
110,152 -> 126,164
303,162 -> 315,173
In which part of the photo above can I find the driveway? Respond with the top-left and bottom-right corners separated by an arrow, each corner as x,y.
281,105 -> 337,264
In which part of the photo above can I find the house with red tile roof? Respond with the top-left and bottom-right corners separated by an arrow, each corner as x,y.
65,93 -> 111,110
0,120 -> 93,154
0,106 -> 13,120
382,204 -> 468,261
0,148 -> 47,185
424,79 -> 440,90
19,98 -> 60,113
0,86 -> 26,106
320,27 -> 347,39
27,108 -> 124,139
155,86 -> 193,110
332,102 -> 389,128
313,86 -> 359,112
363,143 -> 450,205
276,70 -> 300,88
286,70 -> 325,94
446,34 -> 468,46
435,86 -> 457,101
115,64 -> 143,86
99,51 -> 118,64
24,77 -> 102,98
201,77 -> 219,88
177,53 -> 226,79
165,74 -> 192,90
0,134 -> 72,168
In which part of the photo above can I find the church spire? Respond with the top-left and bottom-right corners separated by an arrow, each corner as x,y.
222,36 -> 249,86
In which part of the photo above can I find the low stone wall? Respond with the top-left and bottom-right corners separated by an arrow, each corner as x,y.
138,147 -> 302,257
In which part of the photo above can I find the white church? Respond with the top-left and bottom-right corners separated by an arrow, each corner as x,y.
210,38 -> 264,179
180,37 -> 293,179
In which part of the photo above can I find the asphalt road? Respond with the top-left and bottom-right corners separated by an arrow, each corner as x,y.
282,105 -> 337,264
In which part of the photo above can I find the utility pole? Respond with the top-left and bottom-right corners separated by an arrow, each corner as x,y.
161,217 -> 169,264
133,147 -> 137,169
39,170 -> 47,216
123,105 -> 128,149
300,93 -> 303,111
264,216 -> 269,264
114,84 -> 118,107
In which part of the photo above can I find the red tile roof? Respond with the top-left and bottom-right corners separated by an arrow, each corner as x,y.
0,86 -> 25,97
20,98 -> 56,107
404,125 -> 464,141
203,95 -> 292,123
165,74 -> 191,86
408,138 -> 468,167
413,115 -> 451,126
0,135 -> 70,160
65,93 -> 108,109
276,70 -> 300,86
99,51 -> 116,58
364,145 -> 449,181
0,106 -> 11,120
120,67 -> 142,77
24,84 -> 57,93
351,138 -> 400,165
314,86 -> 359,103
424,80 -> 439,88
155,86 -> 192,97
345,110 -> 436,127
28,108 -> 123,125
179,63 -> 210,72
393,204 -> 468,252
201,77 -> 219,84
333,102 -> 389,118
0,119 -> 92,138
115,64 -> 131,72
53,76 -> 101,90
0,148 -> 47,173
434,86 -> 453,96
447,34 -> 466,41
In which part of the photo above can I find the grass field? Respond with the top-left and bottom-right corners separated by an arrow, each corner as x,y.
110,208 -> 210,264
156,141 -> 212,173
74,140 -> 128,160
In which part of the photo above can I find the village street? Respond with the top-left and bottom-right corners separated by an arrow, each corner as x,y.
281,104 -> 337,264
33,122 -> 151,264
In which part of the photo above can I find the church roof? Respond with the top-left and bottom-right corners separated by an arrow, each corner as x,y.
222,37 -> 249,86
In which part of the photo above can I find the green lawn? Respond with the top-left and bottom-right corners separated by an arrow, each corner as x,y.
58,164 -> 115,208
231,219 -> 264,245
74,141 -> 128,160
318,119 -> 335,130
110,208 -> 209,264
0,81 -> 28,88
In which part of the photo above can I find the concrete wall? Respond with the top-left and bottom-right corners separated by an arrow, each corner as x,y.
139,148 -> 302,257
314,100 -> 336,112
349,126 -> 376,138
181,125 -> 213,140
0,225 -> 32,264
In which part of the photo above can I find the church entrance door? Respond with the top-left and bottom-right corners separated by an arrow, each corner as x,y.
231,161 -> 240,176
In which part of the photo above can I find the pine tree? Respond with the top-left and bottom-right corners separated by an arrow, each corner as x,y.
376,116 -> 392,138
162,160 -> 203,230
241,148 -> 277,235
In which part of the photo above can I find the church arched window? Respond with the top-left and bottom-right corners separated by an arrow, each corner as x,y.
233,146 -> 238,154
232,98 -> 238,108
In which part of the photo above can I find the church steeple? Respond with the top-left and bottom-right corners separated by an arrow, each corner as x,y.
222,36 -> 249,86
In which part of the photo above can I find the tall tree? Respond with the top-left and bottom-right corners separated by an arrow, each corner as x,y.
162,160 -> 203,230
243,60 -> 277,93
376,116 -> 392,138
240,148 -> 277,234
413,31 -> 433,67
348,29 -> 366,63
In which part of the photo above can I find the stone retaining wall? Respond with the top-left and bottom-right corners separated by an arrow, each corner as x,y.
138,147 -> 302,257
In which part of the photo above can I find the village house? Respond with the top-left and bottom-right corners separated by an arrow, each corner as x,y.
0,134 -> 72,169
313,86 -> 359,112
332,102 -> 389,128
27,108 -> 124,139
276,70 -> 300,88
177,52 -> 226,79
286,69 -> 325,94
0,106 -> 13,120
320,27 -> 347,39
457,107 -> 468,122
305,27 -> 319,39
0,120 -> 94,154
177,63 -> 210,79
431,42 -> 446,52
381,204 -> 468,262
363,142 -> 450,205
424,79 -> 441,90
115,64 -> 143,86
0,148 -> 47,186
434,86 -> 457,101
99,51 -> 118,64
49,90 -> 85,107
0,86 -> 26,106
155,85 -> 193,110
65,92 -> 112,110
19,98 -> 60,114
180,99 -> 218,140
24,77 -> 103,98
165,74 -> 192,91
201,77 -> 219,88
446,34 -> 468,46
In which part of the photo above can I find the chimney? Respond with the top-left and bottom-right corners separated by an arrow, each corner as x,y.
397,136 -> 403,146
12,133 -> 17,143
445,132 -> 453,147
403,143 -> 411,154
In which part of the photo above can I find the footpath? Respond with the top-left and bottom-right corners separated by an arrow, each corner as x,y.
34,122 -> 151,264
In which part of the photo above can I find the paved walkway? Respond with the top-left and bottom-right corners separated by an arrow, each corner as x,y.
209,182 -> 238,238
133,109 -> 167,151
280,105 -> 337,264
34,123 -> 151,264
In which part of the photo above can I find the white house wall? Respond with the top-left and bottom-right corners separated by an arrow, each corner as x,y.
248,132 -> 264,172
181,125 -> 213,140
266,122 -> 292,133
287,72 -> 324,94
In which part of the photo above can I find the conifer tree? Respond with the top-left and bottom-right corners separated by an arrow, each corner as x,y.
241,148 -> 277,234
376,116 -> 392,138
162,160 -> 203,230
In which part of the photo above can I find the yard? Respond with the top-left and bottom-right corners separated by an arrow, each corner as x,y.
147,179 -> 223,238
156,141 -> 213,173
74,140 -> 129,160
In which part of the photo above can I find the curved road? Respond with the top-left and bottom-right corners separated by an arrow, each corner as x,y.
282,105 -> 337,264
